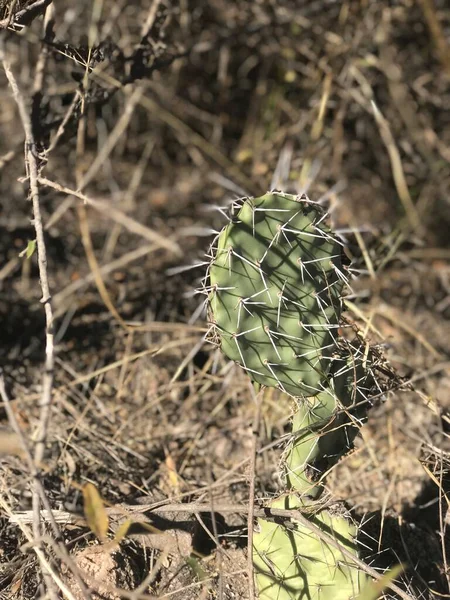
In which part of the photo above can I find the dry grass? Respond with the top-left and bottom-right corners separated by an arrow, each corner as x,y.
0,0 -> 450,598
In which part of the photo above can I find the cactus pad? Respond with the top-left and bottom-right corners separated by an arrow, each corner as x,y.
253,496 -> 367,600
208,192 -> 345,397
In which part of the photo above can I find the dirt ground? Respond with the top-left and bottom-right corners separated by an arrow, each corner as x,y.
0,1 -> 450,598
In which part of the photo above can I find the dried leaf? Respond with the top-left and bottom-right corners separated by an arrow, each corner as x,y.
10,578 -> 22,594
165,453 -> 180,491
83,483 -> 109,542
0,430 -> 25,458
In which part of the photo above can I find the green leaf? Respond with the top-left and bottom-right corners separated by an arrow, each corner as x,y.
19,239 -> 36,259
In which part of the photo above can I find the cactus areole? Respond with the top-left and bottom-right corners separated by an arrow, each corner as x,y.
208,192 -> 345,397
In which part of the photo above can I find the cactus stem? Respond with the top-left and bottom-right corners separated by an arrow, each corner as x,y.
208,191 -> 347,395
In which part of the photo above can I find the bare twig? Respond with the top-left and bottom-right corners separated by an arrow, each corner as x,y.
3,0 -> 18,28
0,376 -> 93,599
77,202 -> 131,331
0,497 -> 77,600
38,176 -> 181,255
139,0 -> 162,40
417,0 -> 450,75
0,146 -> 19,170
0,0 -> 52,29
31,3 -> 54,146
45,90 -> 81,155
371,101 -> 421,232
247,384 -> 263,600
1,37 -> 56,594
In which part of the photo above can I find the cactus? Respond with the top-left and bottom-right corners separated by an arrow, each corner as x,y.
204,191 -> 377,598
253,496 -> 365,600
207,192 -> 344,397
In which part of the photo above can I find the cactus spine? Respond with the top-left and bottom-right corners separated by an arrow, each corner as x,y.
205,192 -> 375,598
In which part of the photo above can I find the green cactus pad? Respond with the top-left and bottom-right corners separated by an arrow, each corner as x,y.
253,496 -> 367,600
284,349 -> 375,498
208,192 -> 345,397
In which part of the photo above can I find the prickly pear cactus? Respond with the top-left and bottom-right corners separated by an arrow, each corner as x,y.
208,192 -> 344,397
253,496 -> 366,600
204,191 -> 377,599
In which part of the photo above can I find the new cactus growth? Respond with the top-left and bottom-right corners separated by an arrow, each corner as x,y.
204,191 -> 377,598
